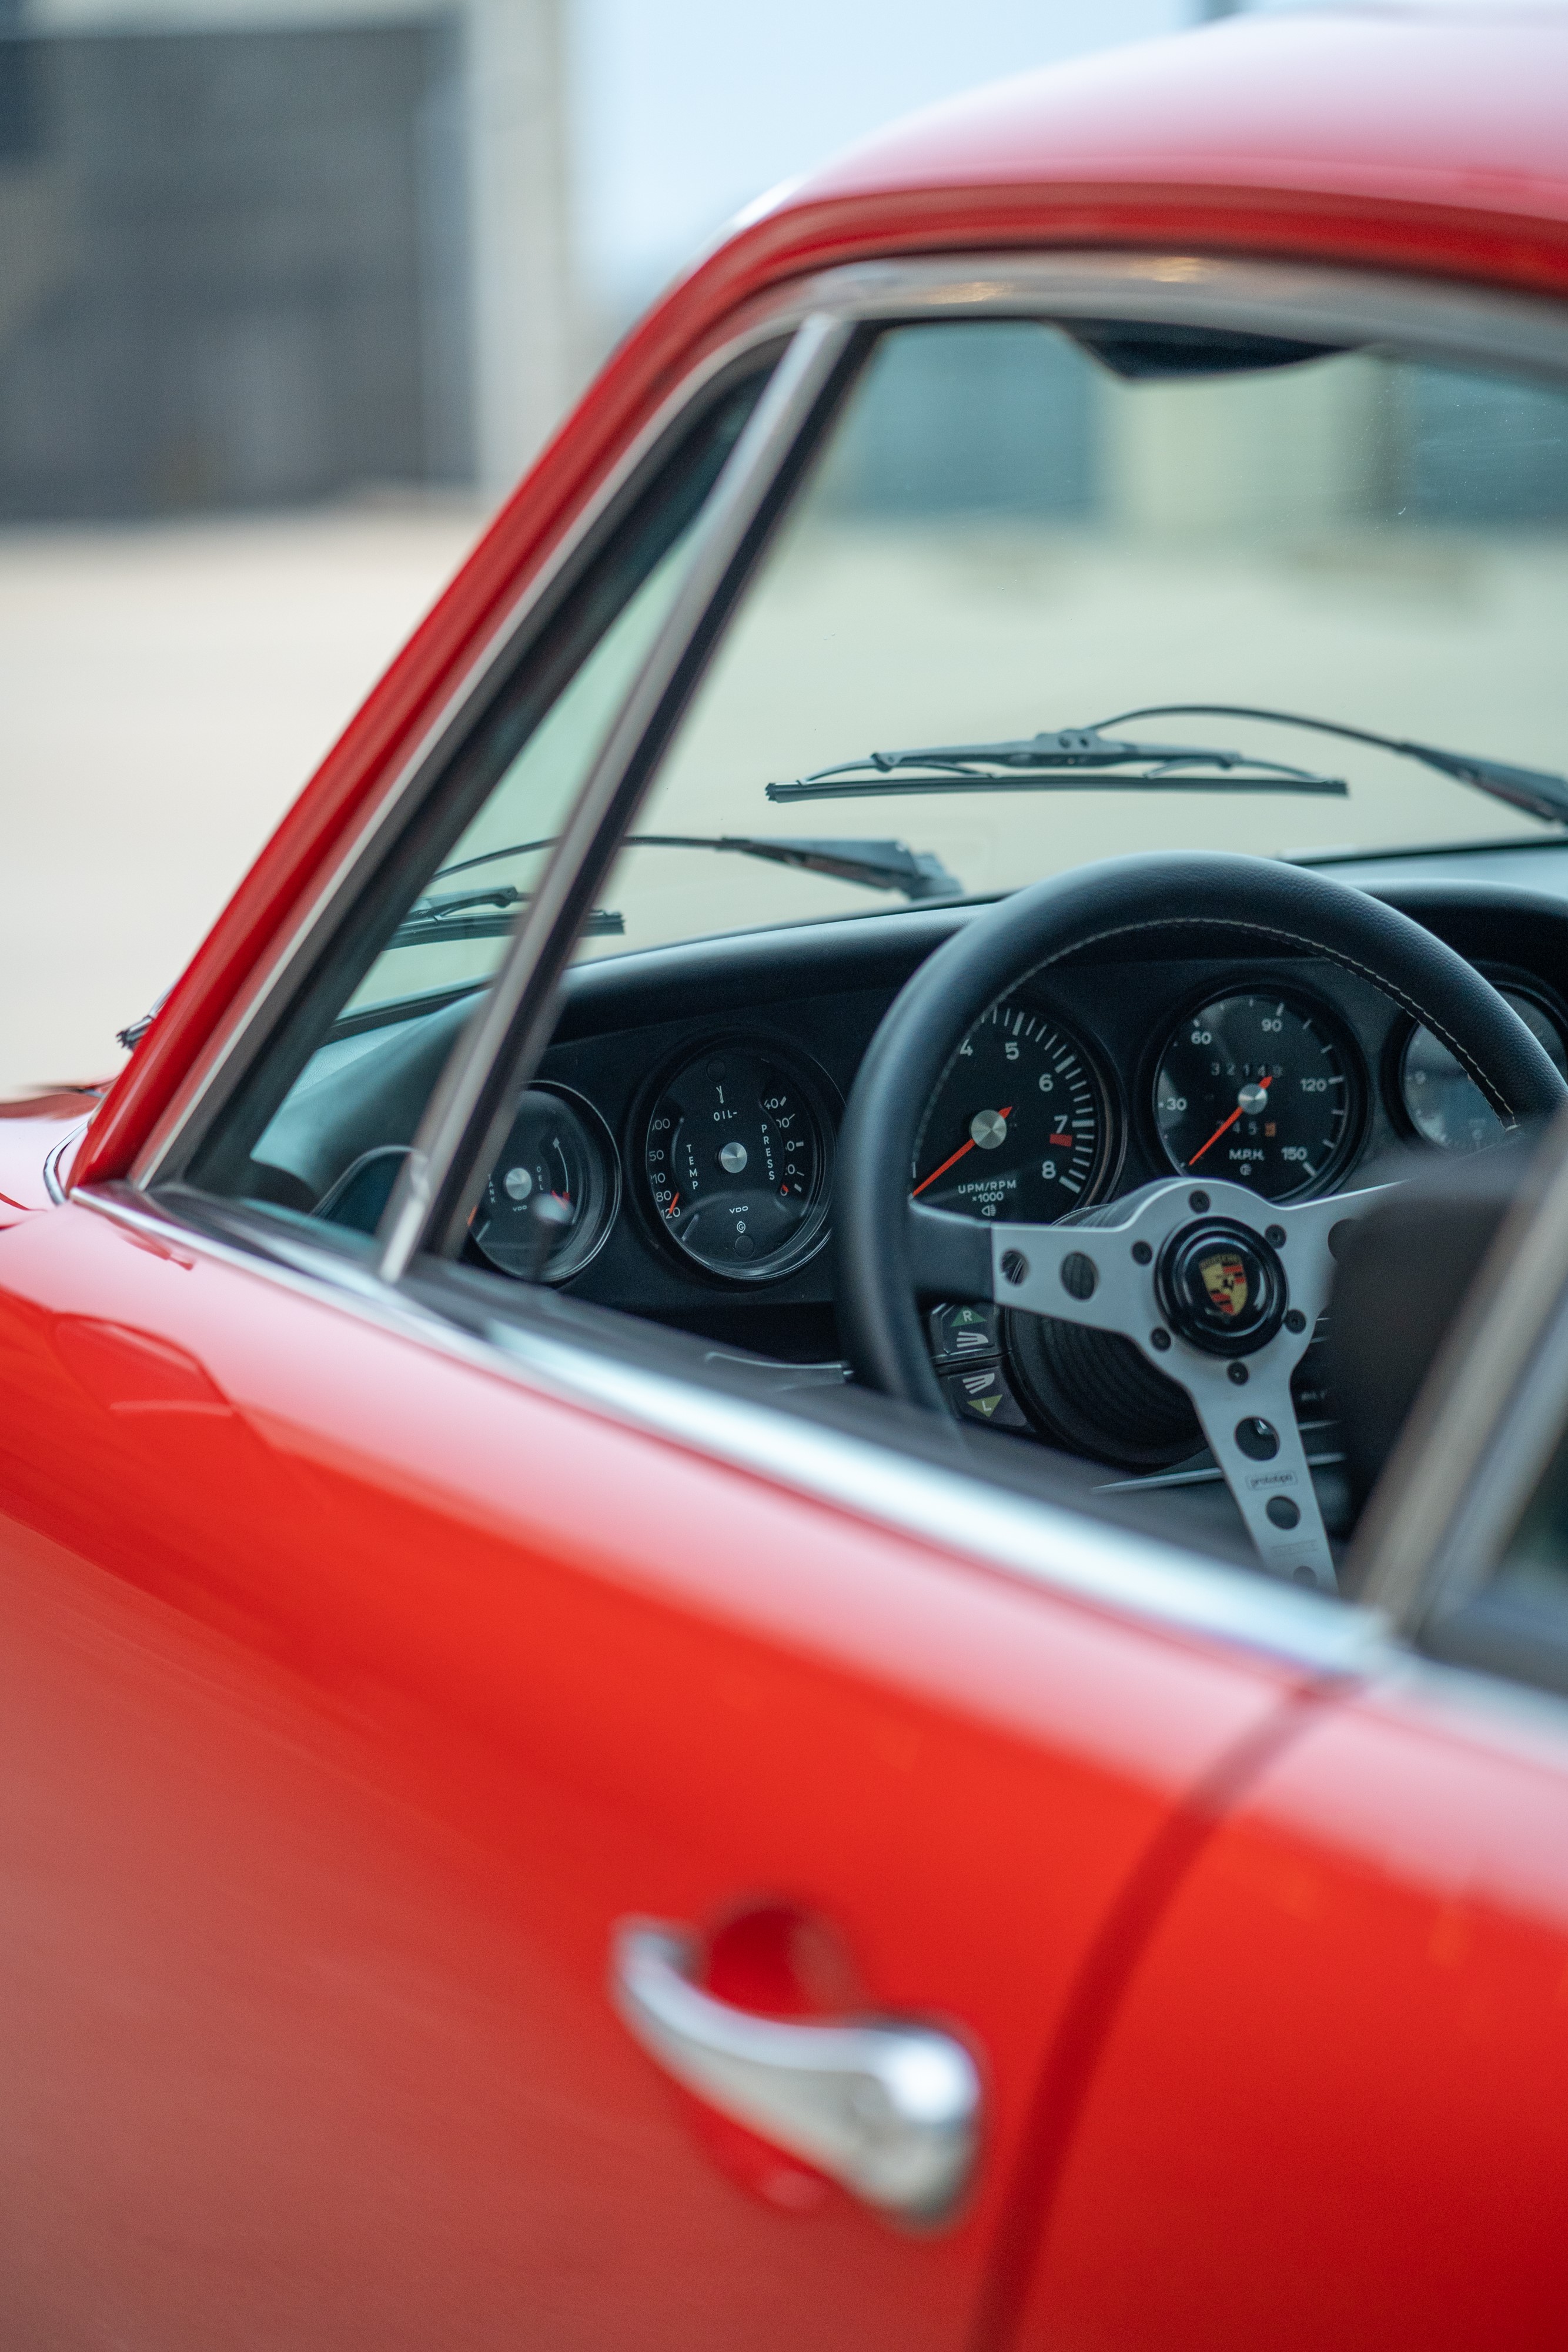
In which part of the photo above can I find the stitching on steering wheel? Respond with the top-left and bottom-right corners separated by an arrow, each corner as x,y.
997,914 -> 1519,1117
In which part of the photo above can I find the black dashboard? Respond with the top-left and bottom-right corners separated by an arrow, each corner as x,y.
251,863 -> 1568,1479
522,871 -> 1568,1299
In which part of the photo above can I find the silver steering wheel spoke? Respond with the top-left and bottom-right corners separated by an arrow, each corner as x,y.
915,1175 -> 1396,1588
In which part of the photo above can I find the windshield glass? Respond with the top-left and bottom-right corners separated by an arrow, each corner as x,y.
570,316 -> 1568,958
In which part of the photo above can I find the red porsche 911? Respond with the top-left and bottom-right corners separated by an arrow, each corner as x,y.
4,7 -> 1568,2344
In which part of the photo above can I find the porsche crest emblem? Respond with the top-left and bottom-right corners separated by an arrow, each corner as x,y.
1197,1249 -> 1249,1319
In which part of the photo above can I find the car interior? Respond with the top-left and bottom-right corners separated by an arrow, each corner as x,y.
145,300 -> 1568,1595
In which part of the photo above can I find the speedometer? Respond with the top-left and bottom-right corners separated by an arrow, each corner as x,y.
1153,991 -> 1358,1201
912,1000 -> 1111,1221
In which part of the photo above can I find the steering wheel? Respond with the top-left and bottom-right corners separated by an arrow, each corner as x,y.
835,852 -> 1568,1587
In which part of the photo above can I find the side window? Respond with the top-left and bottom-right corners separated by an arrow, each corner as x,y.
1428,1422 -> 1568,1699
166,355 -> 779,1234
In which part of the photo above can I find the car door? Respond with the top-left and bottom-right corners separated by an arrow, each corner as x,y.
1011,1137 -> 1568,2352
1007,1658 -> 1568,2351
0,1172 -> 1362,2349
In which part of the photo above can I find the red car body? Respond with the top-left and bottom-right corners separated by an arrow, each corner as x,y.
3,11 -> 1568,2346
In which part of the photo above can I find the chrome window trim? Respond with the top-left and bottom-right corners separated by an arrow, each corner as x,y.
128,250 -> 1568,1206
72,1178 -> 1389,1680
1342,1639 -> 1568,1775
128,313 -> 797,1192
43,1122 -> 91,1207
767,251 -> 1568,379
376,313 -> 857,1278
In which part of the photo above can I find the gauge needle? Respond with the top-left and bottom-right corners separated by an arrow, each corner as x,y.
1187,1073 -> 1272,1169
912,1107 -> 1013,1199
666,1192 -> 680,1218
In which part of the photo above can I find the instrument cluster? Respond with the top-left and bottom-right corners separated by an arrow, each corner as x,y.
471,1036 -> 838,1289
470,968 -> 1568,1295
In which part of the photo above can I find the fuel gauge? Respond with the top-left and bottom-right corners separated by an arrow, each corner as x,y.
471,1088 -> 618,1282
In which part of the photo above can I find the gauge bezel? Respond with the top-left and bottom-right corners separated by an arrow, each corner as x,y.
630,1031 -> 840,1286
1146,978 -> 1367,1202
1385,963 -> 1568,1151
470,1082 -> 621,1286
912,991 -> 1122,1225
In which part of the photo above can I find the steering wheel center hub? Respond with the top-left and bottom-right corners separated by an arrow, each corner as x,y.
1156,1218 -> 1287,1357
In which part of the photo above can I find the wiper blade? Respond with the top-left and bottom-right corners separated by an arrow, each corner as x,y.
392,886 -> 624,945
430,833 -> 963,903
768,705 -> 1568,826
767,725 -> 1346,802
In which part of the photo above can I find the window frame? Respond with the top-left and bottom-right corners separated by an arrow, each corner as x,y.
125,318 -> 803,1199
377,252 -> 1568,1288
101,249 -> 1568,1672
129,253 -> 1568,1240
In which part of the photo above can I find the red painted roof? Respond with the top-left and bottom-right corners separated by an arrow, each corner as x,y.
777,8 -> 1568,239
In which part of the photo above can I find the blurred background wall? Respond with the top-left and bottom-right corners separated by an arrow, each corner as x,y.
0,0 -> 1220,516
0,0 -> 1295,1088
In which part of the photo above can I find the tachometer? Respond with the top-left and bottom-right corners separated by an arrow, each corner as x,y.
1154,991 -> 1357,1201
642,1043 -> 833,1279
912,1000 -> 1111,1221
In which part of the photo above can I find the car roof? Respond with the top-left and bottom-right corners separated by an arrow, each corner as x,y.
769,6 -> 1568,246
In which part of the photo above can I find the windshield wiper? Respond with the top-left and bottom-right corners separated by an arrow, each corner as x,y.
429,833 -> 964,903
630,834 -> 962,900
767,703 -> 1568,826
767,723 -> 1345,803
392,886 -> 624,946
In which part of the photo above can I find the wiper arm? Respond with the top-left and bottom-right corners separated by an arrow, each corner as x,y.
630,834 -> 962,900
430,833 -> 963,903
392,886 -> 624,944
1095,704 -> 1568,828
767,726 -> 1346,803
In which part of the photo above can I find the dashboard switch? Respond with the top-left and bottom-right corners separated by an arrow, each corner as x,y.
942,1365 -> 1029,1431
929,1303 -> 999,1362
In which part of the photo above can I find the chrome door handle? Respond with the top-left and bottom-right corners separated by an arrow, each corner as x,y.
610,1919 -> 981,2220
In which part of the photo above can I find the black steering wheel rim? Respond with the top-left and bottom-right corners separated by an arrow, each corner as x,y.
835,851 -> 1568,1411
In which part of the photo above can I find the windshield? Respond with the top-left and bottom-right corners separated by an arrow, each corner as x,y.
569,316 -> 1568,957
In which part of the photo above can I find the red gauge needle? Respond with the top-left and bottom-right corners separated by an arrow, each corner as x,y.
665,1192 -> 680,1218
1187,1073 -> 1272,1169
912,1107 -> 1013,1199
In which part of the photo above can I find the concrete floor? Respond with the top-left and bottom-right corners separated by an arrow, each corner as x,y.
7,495 -> 1563,1102
0,497 -> 487,1097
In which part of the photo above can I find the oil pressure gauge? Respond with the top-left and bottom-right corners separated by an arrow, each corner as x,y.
642,1043 -> 833,1280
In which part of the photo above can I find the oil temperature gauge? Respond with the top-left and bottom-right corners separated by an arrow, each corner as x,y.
642,1044 -> 833,1280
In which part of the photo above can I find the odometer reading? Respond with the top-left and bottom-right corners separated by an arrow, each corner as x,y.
643,1045 -> 830,1279
912,1000 -> 1109,1222
1154,993 -> 1353,1201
